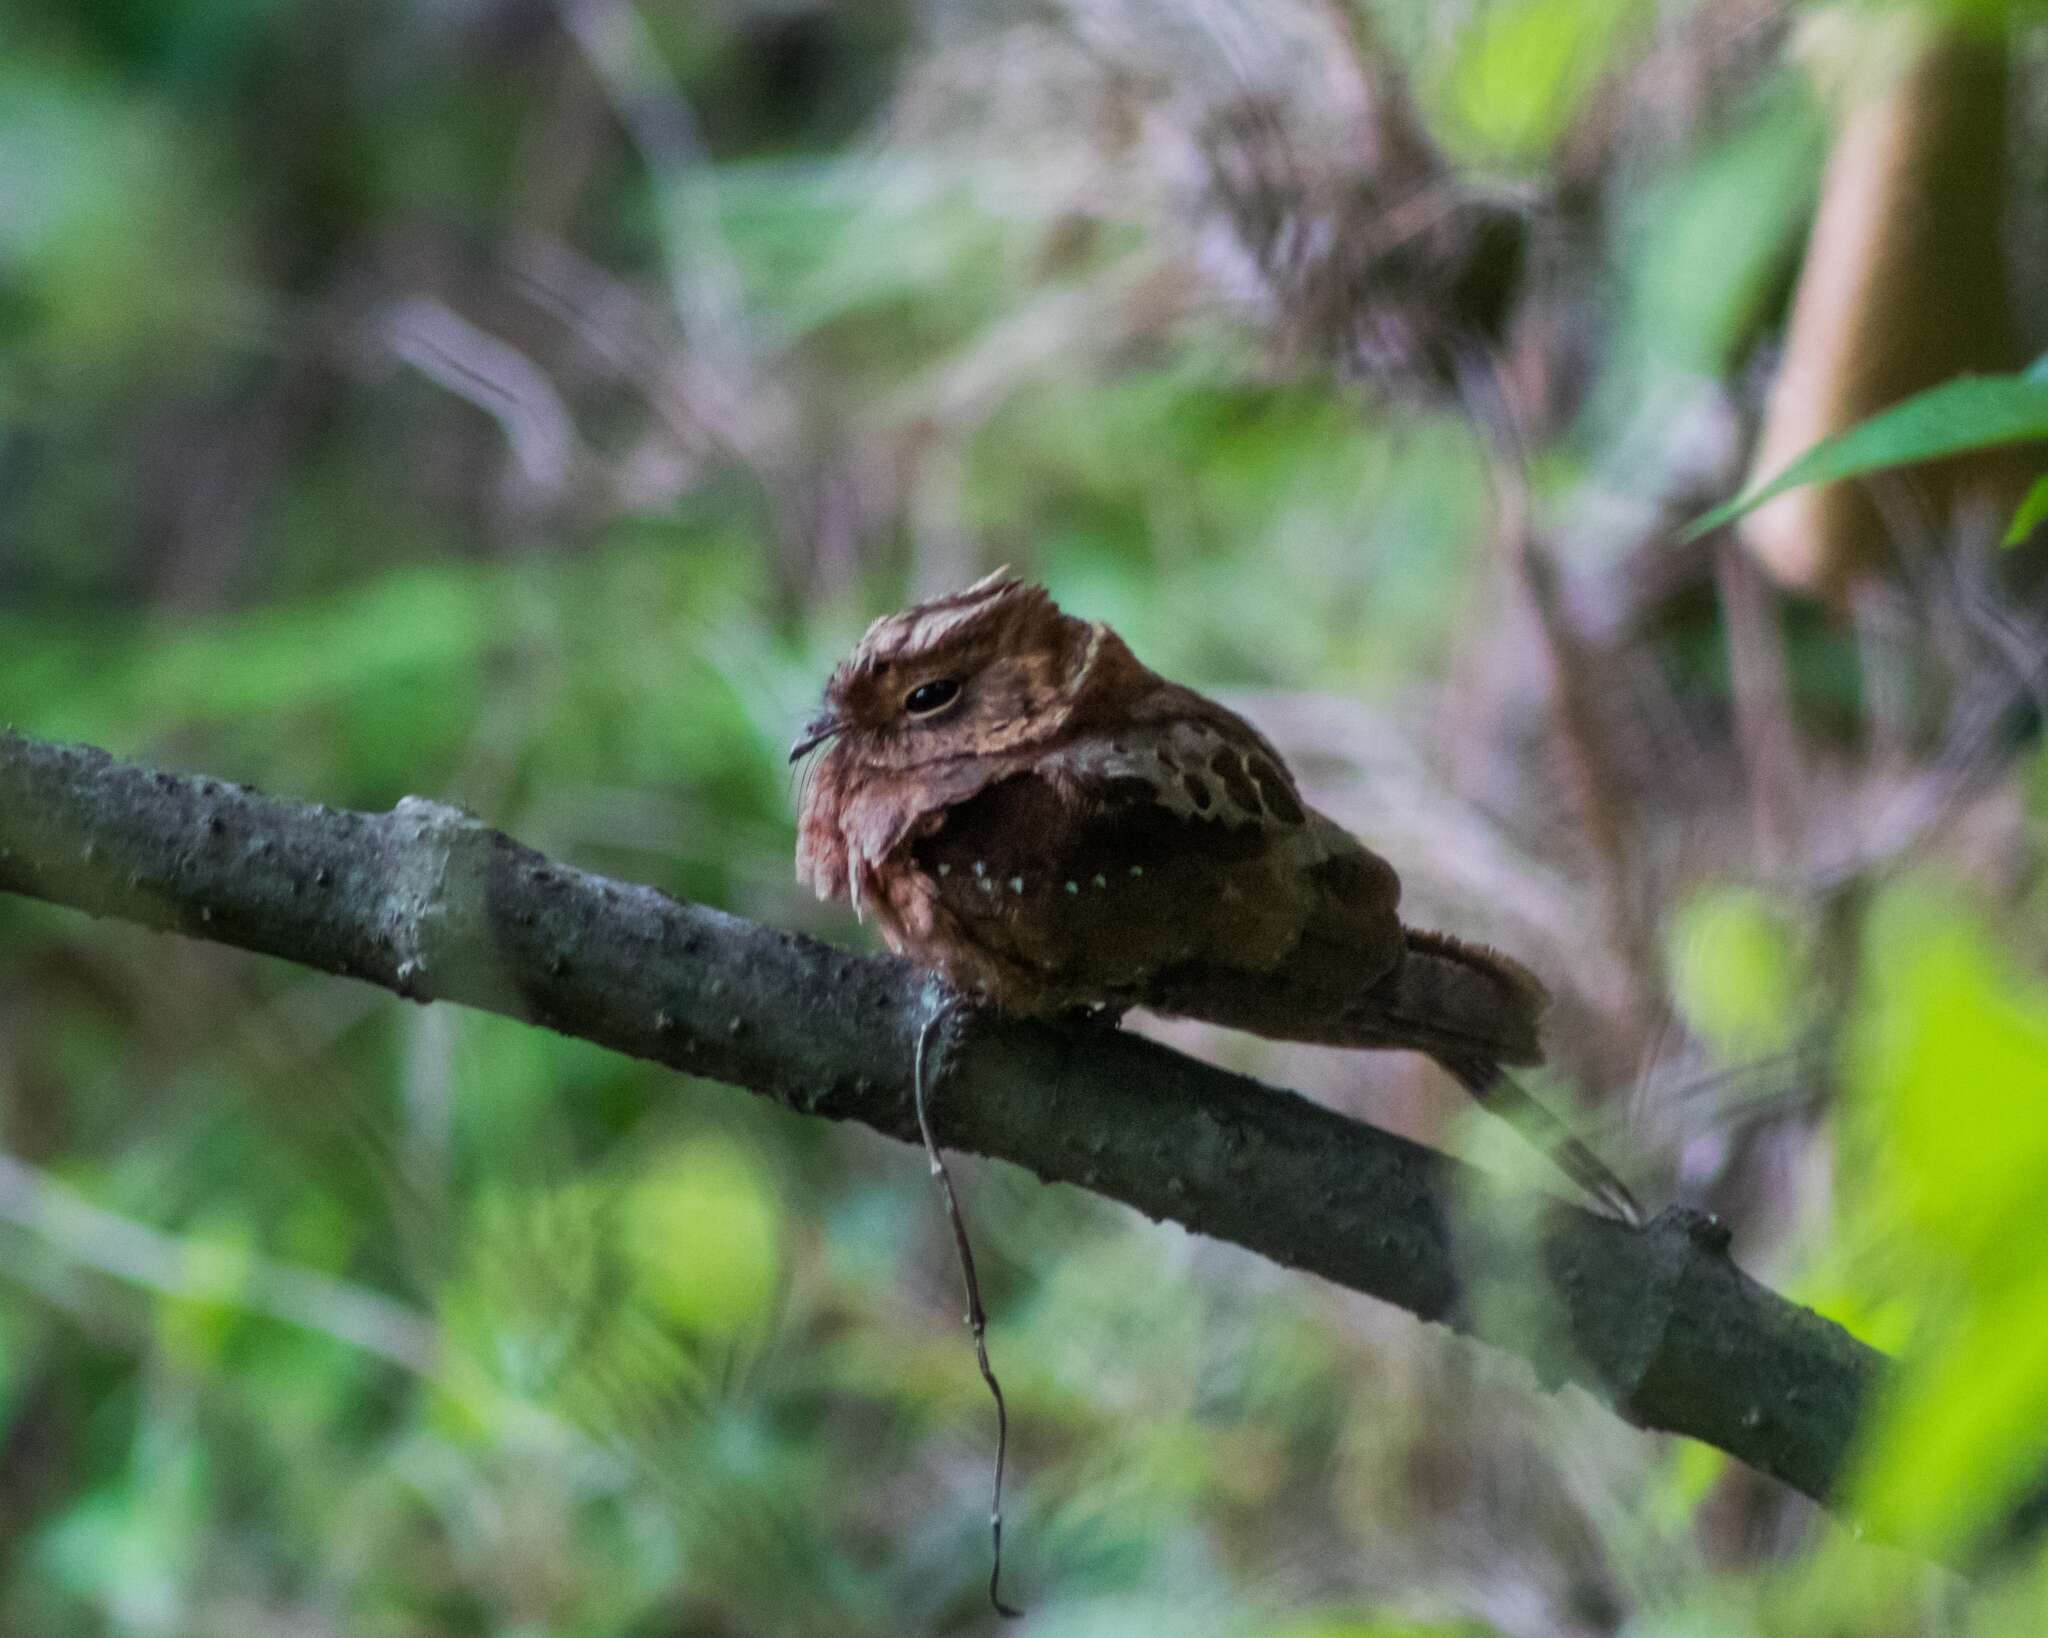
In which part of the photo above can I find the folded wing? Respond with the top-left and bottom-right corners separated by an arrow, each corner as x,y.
884,715 -> 1405,1014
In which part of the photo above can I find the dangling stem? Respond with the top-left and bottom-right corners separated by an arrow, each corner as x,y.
913,999 -> 1023,1620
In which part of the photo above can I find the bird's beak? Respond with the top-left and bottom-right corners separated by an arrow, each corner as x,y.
788,711 -> 846,764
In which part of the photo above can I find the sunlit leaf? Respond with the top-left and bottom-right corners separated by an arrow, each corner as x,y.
1857,1265 -> 2048,1551
1688,373 -> 2048,538
1852,910 -> 2048,1259
626,1135 -> 782,1336
1435,0 -> 1645,164
2004,473 -> 2048,547
1836,890 -> 2048,1554
1667,886 -> 1803,1056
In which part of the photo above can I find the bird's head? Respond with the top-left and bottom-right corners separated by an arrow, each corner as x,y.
791,570 -> 1114,774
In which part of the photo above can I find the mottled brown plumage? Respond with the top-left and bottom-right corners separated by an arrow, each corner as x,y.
794,571 -> 1638,1221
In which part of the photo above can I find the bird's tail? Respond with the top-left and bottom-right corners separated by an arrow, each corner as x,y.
1436,1050 -> 1643,1225
1144,927 -> 1642,1221
1377,929 -> 1546,1066
1378,931 -> 1640,1223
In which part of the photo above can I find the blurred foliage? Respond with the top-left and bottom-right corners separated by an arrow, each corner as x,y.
1667,886 -> 1808,1058
3,0 -> 2048,1633
1838,893 -> 2048,1553
1429,0 -> 1651,165
1691,359 -> 2048,538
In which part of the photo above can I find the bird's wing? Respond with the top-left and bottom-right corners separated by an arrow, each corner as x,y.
900,716 -> 1402,1008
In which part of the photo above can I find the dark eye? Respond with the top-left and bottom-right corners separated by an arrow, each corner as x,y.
903,678 -> 961,717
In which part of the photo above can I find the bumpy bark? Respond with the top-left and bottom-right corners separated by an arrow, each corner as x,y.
0,729 -> 1882,1510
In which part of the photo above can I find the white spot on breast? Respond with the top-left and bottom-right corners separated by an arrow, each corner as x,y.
972,860 -> 986,878
1009,877 -> 1024,894
1129,865 -> 1144,877
936,862 -> 951,877
1065,881 -> 1078,894
1092,874 -> 1107,888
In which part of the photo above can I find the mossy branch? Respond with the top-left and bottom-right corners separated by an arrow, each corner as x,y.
0,728 -> 1883,1511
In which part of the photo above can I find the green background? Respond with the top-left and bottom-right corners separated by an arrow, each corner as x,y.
3,1 -> 2046,1632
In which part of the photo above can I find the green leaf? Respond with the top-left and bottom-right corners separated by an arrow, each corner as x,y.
1435,0 -> 1645,165
1832,891 -> 2048,1553
627,1136 -> 782,1336
1666,886 -> 1803,1056
2004,474 -> 2048,547
1686,373 -> 2048,539
1619,90 -> 1824,376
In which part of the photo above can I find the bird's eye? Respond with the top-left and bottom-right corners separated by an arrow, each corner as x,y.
903,678 -> 962,717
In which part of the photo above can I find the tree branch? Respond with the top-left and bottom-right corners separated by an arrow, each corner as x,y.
0,729 -> 1883,1511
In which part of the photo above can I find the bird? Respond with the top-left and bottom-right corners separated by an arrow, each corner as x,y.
791,569 -> 1640,1223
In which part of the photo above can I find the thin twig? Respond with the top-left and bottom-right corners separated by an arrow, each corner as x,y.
912,994 -> 1023,1619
